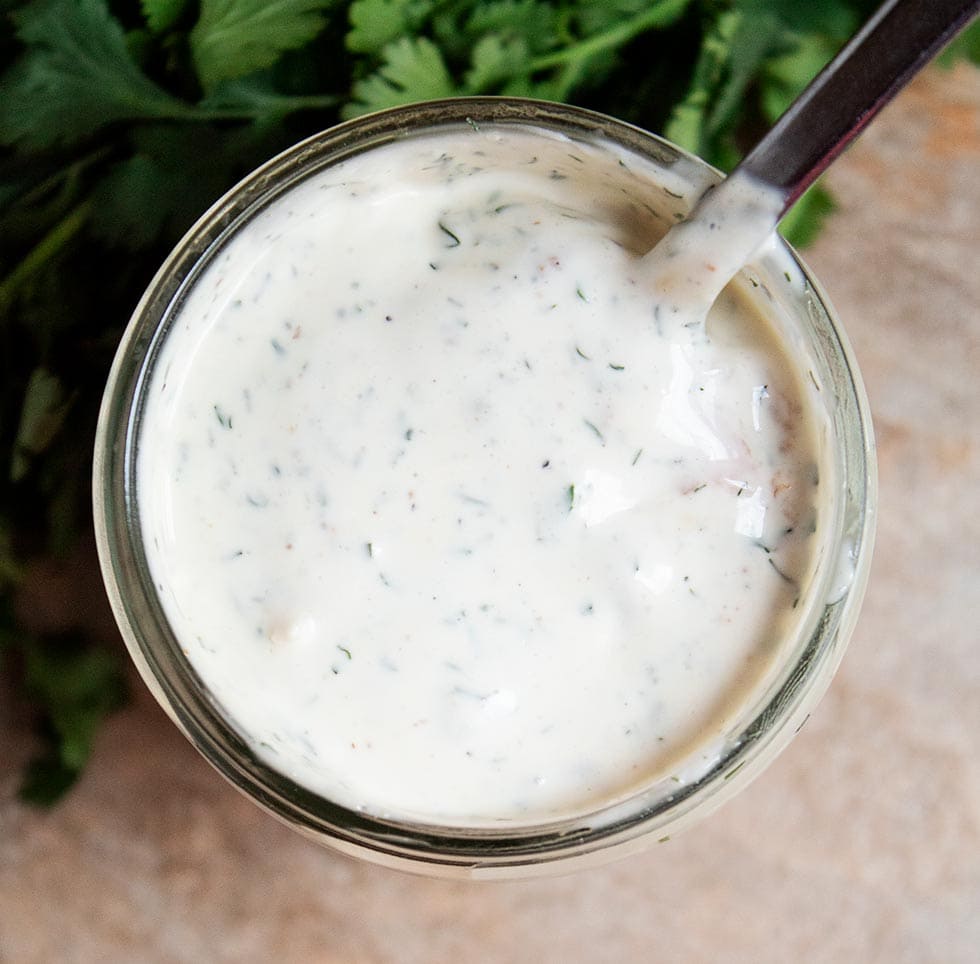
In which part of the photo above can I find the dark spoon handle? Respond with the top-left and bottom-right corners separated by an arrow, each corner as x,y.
738,0 -> 980,215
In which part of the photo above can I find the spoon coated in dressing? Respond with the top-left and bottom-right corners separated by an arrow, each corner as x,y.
645,0 -> 980,322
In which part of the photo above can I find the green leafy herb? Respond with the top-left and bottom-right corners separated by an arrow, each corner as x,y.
191,0 -> 335,92
779,182 -> 836,249
345,36 -> 455,117
141,0 -> 191,34
0,0 -> 191,150
346,0 -> 434,54
17,630 -> 126,804
10,368 -> 76,482
937,18 -> 980,68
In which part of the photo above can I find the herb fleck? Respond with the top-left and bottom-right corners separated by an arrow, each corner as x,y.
438,220 -> 461,247
583,419 -> 605,444
767,556 -> 798,587
608,362 -> 625,371
214,405 -> 232,429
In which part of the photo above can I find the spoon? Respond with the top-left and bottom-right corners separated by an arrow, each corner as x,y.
646,0 -> 980,320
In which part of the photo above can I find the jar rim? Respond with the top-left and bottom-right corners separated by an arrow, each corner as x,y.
93,97 -> 876,878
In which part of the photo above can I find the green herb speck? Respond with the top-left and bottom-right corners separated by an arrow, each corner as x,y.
438,221 -> 461,247
583,419 -> 605,444
214,405 -> 232,429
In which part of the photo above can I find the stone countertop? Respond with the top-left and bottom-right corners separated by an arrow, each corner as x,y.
2,65 -> 978,964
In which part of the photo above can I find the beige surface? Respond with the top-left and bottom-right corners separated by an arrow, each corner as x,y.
2,65 -> 979,963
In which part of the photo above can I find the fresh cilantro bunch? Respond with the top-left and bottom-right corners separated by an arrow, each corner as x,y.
1,0 -> 976,803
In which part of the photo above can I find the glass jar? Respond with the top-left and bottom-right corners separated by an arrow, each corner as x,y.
93,98 -> 876,878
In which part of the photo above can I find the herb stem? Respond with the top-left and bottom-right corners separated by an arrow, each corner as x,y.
0,201 -> 93,313
530,0 -> 691,72
185,94 -> 342,122
13,146 -> 113,212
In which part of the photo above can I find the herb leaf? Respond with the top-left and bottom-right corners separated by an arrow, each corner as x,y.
11,368 -> 74,483
18,632 -> 126,803
779,181 -> 835,249
191,0 -> 335,92
464,0 -> 560,54
937,18 -> 980,67
0,0 -> 190,149
344,36 -> 456,117
346,0 -> 434,54
665,8 -> 786,166
141,0 -> 190,33
464,33 -> 532,92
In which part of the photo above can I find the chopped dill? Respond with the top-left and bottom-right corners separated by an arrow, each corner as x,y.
214,405 -> 232,429
437,220 -> 461,247
583,419 -> 605,444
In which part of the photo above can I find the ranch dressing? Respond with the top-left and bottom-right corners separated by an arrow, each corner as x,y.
643,169 -> 786,323
137,125 -> 827,825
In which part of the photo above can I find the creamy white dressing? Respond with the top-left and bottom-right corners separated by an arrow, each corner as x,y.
643,169 -> 787,324
137,125 -> 828,825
